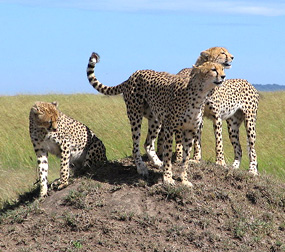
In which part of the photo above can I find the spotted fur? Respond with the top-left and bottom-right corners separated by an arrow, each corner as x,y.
168,64 -> 259,175
87,47 -> 233,171
29,101 -> 107,197
87,52 -> 225,186
155,47 -> 234,163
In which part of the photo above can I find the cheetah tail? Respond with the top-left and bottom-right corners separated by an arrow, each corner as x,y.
87,52 -> 124,96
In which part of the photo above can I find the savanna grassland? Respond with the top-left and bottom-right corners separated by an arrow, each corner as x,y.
0,92 -> 284,204
0,92 -> 285,252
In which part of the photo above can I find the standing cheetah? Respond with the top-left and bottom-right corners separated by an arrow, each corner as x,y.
87,47 -> 233,172
153,47 -> 234,162
172,68 -> 259,175
29,101 -> 107,197
87,52 -> 226,186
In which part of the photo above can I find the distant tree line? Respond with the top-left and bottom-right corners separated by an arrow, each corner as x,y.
253,84 -> 285,92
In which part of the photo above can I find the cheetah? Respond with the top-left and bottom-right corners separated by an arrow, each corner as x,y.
29,101 -> 107,197
87,52 -> 226,186
152,47 -> 234,161
167,67 -> 259,175
149,47 -> 234,164
87,47 -> 233,172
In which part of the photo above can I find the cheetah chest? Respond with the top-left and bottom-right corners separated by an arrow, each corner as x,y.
179,108 -> 203,131
43,134 -> 87,163
42,137 -> 61,157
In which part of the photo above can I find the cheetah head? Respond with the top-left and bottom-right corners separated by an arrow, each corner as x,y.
192,62 -> 226,88
31,101 -> 59,131
198,47 -> 234,69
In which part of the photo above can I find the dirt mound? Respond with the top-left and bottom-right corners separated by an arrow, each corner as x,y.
1,158 -> 285,252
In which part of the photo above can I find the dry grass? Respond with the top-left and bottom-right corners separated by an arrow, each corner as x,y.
0,91 -> 284,205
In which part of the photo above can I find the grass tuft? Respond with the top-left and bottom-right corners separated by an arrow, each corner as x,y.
63,180 -> 102,209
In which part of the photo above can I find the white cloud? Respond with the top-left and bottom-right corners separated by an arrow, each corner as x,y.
214,1 -> 285,16
1,0 -> 285,16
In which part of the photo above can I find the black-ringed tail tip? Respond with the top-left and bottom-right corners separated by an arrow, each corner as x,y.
90,52 -> 100,63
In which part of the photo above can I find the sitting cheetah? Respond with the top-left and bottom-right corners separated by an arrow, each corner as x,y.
170,67 -> 259,175
87,52 -> 225,186
29,101 -> 107,197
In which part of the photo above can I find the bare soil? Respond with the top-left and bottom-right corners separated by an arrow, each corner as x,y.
1,158 -> 285,252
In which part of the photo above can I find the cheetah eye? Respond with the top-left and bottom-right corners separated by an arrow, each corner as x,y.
211,68 -> 216,72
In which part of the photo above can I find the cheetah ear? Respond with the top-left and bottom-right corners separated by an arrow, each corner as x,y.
52,101 -> 58,107
192,64 -> 198,69
200,50 -> 210,59
31,104 -> 42,115
31,107 -> 38,114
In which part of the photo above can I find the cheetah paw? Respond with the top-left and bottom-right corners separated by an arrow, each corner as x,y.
163,175 -> 176,186
51,179 -> 68,191
216,160 -> 226,166
232,160 -> 241,169
189,159 -> 200,164
248,169 -> 258,176
58,182 -> 69,190
181,179 -> 193,187
50,178 -> 60,190
153,159 -> 163,168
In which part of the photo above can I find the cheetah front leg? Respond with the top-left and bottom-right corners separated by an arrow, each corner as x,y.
191,120 -> 203,164
180,129 -> 194,187
144,117 -> 163,168
35,149 -> 49,198
191,103 -> 205,164
157,127 -> 184,163
162,125 -> 175,185
212,116 -> 226,166
51,141 -> 71,190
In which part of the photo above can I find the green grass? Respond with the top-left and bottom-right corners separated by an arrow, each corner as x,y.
0,92 -> 284,205
200,91 -> 285,178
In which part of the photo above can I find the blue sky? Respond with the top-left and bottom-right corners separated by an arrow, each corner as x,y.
1,0 -> 285,95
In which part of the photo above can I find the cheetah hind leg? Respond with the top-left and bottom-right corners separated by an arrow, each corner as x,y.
226,113 -> 243,169
212,117 -> 226,166
245,115 -> 258,176
84,136 -> 107,168
144,117 -> 163,168
156,126 -> 164,158
129,112 -> 149,177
